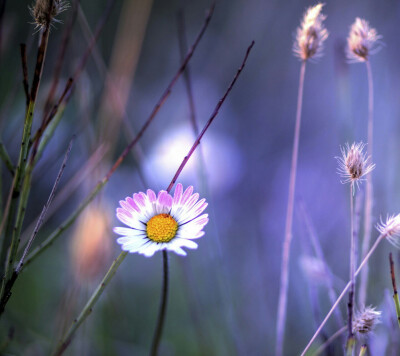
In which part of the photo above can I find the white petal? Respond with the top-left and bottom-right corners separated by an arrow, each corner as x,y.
113,227 -> 145,237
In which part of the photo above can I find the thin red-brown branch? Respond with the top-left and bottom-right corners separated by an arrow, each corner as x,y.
166,40 -> 254,193
105,3 -> 215,182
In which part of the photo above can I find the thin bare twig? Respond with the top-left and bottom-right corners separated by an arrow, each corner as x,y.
43,0 -> 79,117
167,40 -> 255,192
17,137 -> 74,273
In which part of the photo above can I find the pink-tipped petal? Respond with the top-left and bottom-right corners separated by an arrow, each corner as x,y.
147,189 -> 157,203
173,183 -> 183,204
126,197 -> 140,212
181,186 -> 194,205
158,191 -> 173,210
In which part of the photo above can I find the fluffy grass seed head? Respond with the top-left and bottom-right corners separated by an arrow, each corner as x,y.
113,183 -> 208,257
347,18 -> 382,62
336,142 -> 375,189
376,214 -> 400,248
293,3 -> 329,61
352,306 -> 381,336
30,0 -> 69,29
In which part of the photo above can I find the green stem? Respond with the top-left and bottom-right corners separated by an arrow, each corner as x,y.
2,163 -> 33,286
22,178 -> 108,270
0,100 -> 35,281
35,104 -> 66,165
345,335 -> 355,356
150,250 -> 169,356
52,251 -> 127,356
0,142 -> 14,175
359,344 -> 367,356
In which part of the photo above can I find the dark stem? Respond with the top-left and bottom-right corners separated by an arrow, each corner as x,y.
30,4 -> 52,103
390,253 -> 398,295
33,0 -> 116,149
166,40 -> 255,192
43,0 -> 79,118
150,250 -> 169,356
177,10 -> 199,134
0,138 -> 73,316
20,44 -> 30,106
105,3 -> 215,182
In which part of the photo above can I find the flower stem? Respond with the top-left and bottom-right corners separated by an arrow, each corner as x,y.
150,250 -> 169,356
52,251 -> 128,356
0,142 -> 14,176
358,60 -> 374,306
359,345 -> 367,356
389,253 -> 400,328
347,185 -> 355,348
301,232 -> 386,356
276,60 -> 306,356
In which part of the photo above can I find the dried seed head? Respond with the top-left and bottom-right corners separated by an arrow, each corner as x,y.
352,306 -> 381,335
30,0 -> 69,29
347,18 -> 381,62
336,142 -> 375,189
293,3 -> 329,61
376,214 -> 400,248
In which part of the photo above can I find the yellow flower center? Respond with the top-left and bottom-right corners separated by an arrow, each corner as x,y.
146,214 -> 178,243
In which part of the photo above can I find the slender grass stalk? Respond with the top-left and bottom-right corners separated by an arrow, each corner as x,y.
0,140 -> 73,314
0,142 -> 14,175
276,60 -> 306,356
0,18 -> 51,284
50,39 -> 254,356
301,232 -> 386,356
346,185 -> 355,355
21,5 -> 216,270
0,100 -> 35,281
150,250 -> 169,356
313,326 -> 347,356
389,253 -> 400,328
19,43 -> 30,106
358,60 -> 374,306
51,251 -> 128,356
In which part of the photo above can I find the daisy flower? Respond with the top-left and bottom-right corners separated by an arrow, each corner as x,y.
113,183 -> 208,257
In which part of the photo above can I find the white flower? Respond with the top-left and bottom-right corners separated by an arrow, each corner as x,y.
113,183 -> 208,257
376,214 -> 400,248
